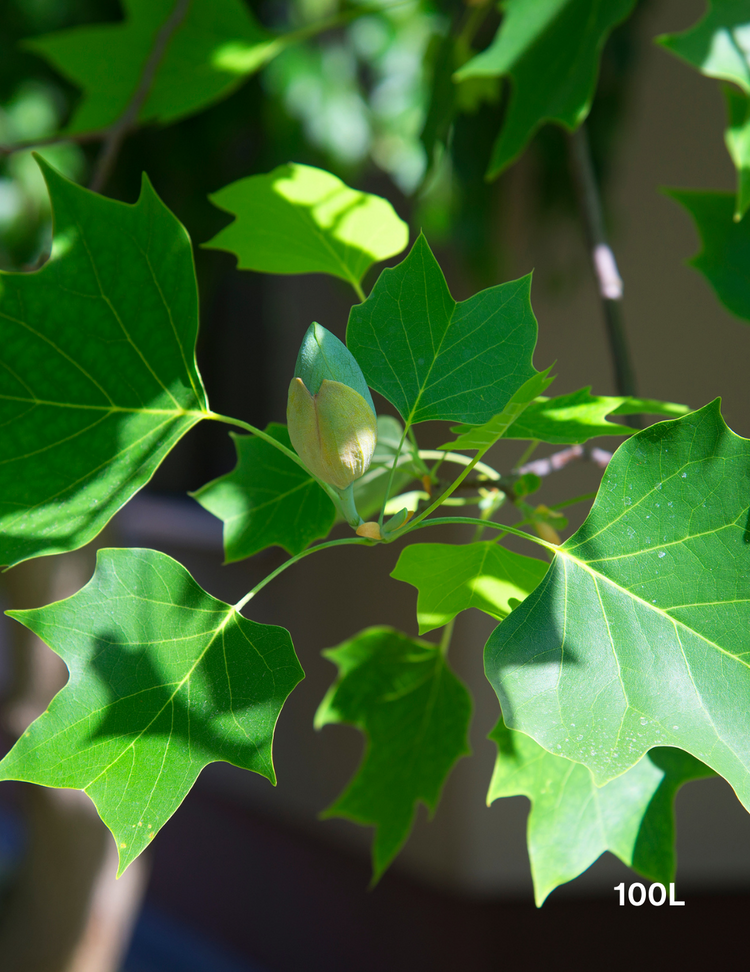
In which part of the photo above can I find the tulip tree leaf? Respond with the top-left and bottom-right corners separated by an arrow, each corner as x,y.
723,85 -> 750,221
659,0 -> 750,96
501,389 -> 689,445
347,234 -> 539,427
25,0 -> 280,135
439,369 -> 554,451
315,626 -> 471,880
488,721 -> 713,905
485,401 -> 750,811
456,0 -> 636,178
204,164 -> 409,290
191,424 -> 336,563
0,159 -> 208,569
391,542 -> 549,634
667,189 -> 750,323
0,548 -> 304,875
351,415 -> 422,522
445,389 -> 691,448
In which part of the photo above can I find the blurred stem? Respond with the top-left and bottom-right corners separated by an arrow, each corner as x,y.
89,0 -> 191,193
438,619 -> 455,656
567,125 -> 640,425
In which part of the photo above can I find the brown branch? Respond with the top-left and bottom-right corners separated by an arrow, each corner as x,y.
517,444 -> 612,478
88,0 -> 190,193
567,124 -> 640,426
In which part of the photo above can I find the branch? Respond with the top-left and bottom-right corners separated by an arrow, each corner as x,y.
88,0 -> 190,193
517,444 -> 612,477
567,125 -> 640,422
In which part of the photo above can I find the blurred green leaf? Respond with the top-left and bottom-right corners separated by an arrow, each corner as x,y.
457,0 -> 636,178
659,0 -> 750,95
25,0 -> 279,134
667,188 -> 750,322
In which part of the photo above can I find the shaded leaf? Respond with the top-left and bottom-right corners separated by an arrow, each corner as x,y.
456,0 -> 636,178
347,234 -> 539,426
485,401 -> 750,810
351,415 -> 421,522
315,626 -> 471,880
667,188 -> 750,323
204,163 -> 408,289
439,369 -> 554,450
488,721 -> 713,905
191,424 -> 335,562
391,541 -> 549,634
723,84 -> 750,220
0,159 -> 207,568
0,548 -> 304,874
26,0 -> 280,134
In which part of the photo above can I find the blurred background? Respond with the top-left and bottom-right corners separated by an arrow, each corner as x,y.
2,0 -> 750,969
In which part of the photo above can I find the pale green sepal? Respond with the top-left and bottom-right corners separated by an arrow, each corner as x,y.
294,322 -> 375,413
287,379 -> 377,492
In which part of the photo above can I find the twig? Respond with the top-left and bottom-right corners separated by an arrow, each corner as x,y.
88,0 -> 190,193
567,125 -> 640,424
0,131 -> 103,158
517,444 -> 612,477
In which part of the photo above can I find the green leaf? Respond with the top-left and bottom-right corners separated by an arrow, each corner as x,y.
439,369 -> 554,451
444,387 -> 691,449
203,163 -> 409,291
347,234 -> 539,427
315,626 -> 471,880
485,401 -> 750,809
500,390 -> 689,445
0,548 -> 304,875
667,188 -> 750,323
351,415 -> 421,522
456,0 -> 636,178
191,424 -> 335,562
723,85 -> 750,220
659,0 -> 750,96
488,721 -> 713,905
0,159 -> 207,568
391,541 -> 549,634
25,0 -> 280,134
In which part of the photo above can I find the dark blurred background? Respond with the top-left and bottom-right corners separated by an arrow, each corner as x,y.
2,0 -> 750,969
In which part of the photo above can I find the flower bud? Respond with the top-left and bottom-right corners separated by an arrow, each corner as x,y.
287,377 -> 377,491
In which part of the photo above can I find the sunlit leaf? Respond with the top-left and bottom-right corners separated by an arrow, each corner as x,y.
485,402 -> 750,811
347,234 -> 540,426
456,0 -> 636,178
659,0 -> 750,95
489,721 -> 713,905
0,159 -> 208,568
191,423 -> 335,562
204,163 -> 409,290
392,541 -> 549,634
315,626 -> 471,880
25,0 -> 281,134
0,548 -> 304,874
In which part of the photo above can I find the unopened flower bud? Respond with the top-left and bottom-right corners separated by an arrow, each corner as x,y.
287,377 -> 377,491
